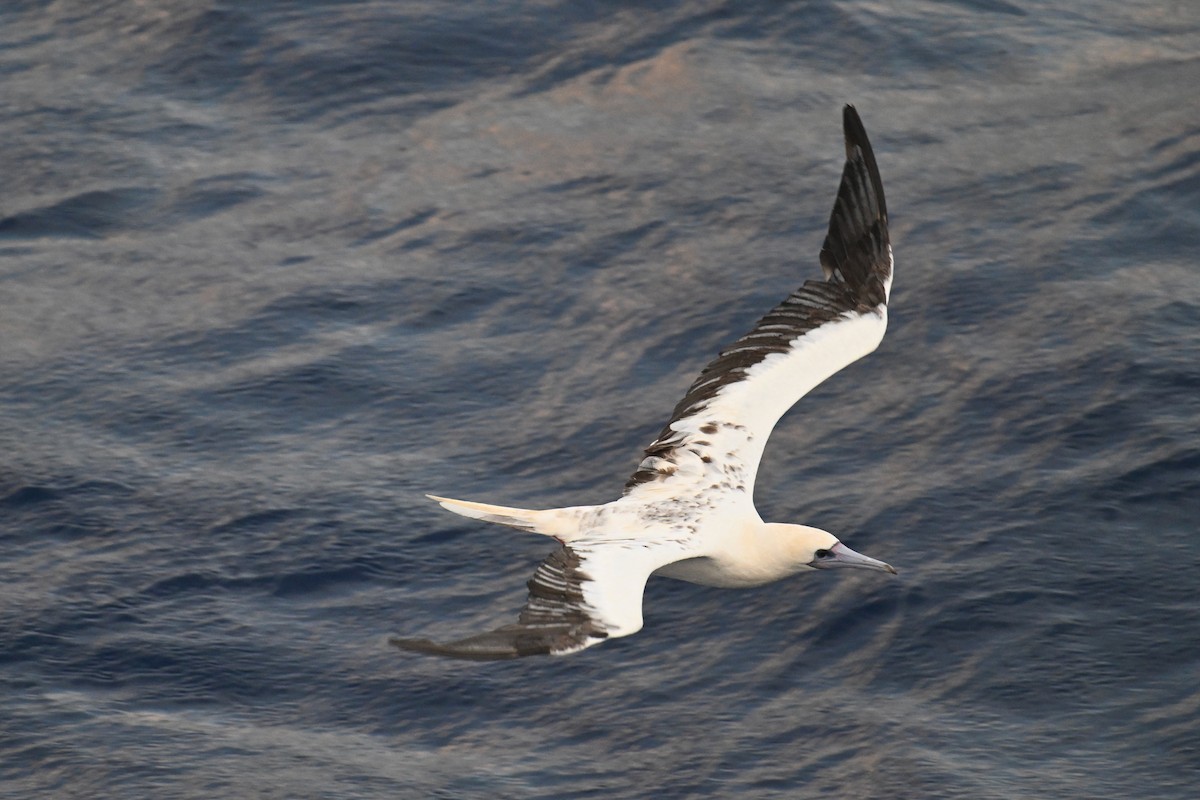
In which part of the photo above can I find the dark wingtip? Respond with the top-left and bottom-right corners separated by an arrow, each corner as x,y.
818,105 -> 890,306
841,104 -> 887,221
388,635 -> 522,661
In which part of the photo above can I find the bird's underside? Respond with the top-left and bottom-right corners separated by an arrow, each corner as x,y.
391,105 -> 894,660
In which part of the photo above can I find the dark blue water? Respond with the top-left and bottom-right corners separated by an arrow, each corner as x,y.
2,2 -> 1198,797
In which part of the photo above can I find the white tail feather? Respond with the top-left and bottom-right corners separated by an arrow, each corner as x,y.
426,494 -> 588,541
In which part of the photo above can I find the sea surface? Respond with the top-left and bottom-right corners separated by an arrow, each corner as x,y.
2,2 -> 1198,798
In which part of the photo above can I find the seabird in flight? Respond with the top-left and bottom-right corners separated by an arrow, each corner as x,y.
392,105 -> 896,660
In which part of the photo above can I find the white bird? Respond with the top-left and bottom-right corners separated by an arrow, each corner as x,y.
392,105 -> 895,660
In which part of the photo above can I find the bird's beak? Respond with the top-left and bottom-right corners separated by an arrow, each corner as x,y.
811,541 -> 897,574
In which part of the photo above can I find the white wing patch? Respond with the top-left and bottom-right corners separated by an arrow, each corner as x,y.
626,304 -> 887,500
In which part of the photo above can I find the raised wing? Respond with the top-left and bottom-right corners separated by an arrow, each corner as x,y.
390,541 -> 675,660
625,105 -> 891,500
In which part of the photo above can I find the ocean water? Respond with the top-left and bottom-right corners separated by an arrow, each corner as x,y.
2,1 -> 1198,797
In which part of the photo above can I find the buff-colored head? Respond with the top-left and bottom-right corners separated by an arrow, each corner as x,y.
770,523 -> 896,576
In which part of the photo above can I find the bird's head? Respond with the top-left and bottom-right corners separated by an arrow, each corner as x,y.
772,523 -> 897,575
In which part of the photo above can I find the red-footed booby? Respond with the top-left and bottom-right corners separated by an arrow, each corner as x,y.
393,105 -> 895,660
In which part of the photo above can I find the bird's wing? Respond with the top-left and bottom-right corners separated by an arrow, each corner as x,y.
624,105 -> 891,501
390,540 -> 681,660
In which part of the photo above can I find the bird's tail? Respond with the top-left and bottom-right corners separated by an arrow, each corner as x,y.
425,494 -> 589,541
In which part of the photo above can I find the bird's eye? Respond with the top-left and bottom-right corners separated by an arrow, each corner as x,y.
814,549 -> 831,559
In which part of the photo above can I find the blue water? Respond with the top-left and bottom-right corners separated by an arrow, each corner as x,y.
2,1 -> 1198,797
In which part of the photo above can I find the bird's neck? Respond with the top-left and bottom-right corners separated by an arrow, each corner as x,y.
694,521 -> 820,587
